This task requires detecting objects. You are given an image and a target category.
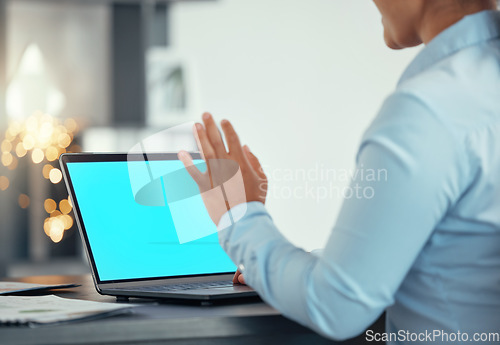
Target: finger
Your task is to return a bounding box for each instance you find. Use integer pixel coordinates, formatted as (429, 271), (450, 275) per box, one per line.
(232, 270), (241, 284)
(178, 150), (204, 182)
(220, 119), (249, 167)
(243, 145), (266, 179)
(193, 123), (216, 161)
(202, 113), (227, 157)
(238, 273), (246, 285)
(232, 270), (246, 285)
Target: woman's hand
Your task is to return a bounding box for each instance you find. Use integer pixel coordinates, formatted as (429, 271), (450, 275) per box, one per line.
(232, 270), (246, 285)
(178, 112), (267, 226)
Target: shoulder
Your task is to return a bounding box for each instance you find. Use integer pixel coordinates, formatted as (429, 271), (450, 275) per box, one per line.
(396, 43), (500, 131)
(362, 91), (451, 149)
(357, 91), (472, 205)
(359, 90), (468, 180)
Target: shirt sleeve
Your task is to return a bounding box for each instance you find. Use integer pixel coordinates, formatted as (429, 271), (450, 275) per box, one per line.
(217, 92), (469, 340)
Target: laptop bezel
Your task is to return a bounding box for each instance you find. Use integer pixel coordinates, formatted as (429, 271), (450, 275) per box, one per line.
(60, 152), (235, 286)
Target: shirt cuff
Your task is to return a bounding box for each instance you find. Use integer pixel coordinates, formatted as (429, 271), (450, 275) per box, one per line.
(216, 201), (266, 231)
(216, 201), (272, 252)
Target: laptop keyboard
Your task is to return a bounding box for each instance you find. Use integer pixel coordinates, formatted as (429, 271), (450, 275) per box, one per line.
(110, 280), (234, 293)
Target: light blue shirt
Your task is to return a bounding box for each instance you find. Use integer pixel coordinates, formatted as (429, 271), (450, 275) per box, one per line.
(217, 10), (500, 344)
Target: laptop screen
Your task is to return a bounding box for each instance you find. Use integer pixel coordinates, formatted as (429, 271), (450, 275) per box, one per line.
(66, 159), (236, 282)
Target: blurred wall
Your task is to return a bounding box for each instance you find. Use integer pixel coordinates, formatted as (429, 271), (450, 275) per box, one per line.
(170, 0), (420, 250)
(6, 0), (110, 125)
(2, 1), (111, 269)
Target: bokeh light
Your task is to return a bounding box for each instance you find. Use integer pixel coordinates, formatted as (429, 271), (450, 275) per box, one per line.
(43, 218), (52, 236)
(57, 133), (71, 148)
(61, 214), (73, 230)
(1, 140), (12, 153)
(15, 142), (27, 157)
(49, 218), (64, 243)
(22, 134), (35, 150)
(2, 152), (13, 167)
(49, 168), (62, 184)
(0, 176), (9, 191)
(45, 146), (59, 161)
(18, 194), (30, 209)
(2, 113), (80, 243)
(59, 199), (72, 215)
(50, 210), (62, 218)
(44, 198), (57, 213)
(42, 164), (53, 179)
(31, 148), (44, 164)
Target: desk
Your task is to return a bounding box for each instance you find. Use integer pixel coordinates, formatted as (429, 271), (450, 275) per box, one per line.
(0, 275), (385, 345)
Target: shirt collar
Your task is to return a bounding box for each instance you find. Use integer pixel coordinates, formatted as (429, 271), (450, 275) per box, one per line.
(398, 10), (500, 85)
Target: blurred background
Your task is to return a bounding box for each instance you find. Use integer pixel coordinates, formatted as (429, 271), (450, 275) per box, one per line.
(0, 0), (418, 278)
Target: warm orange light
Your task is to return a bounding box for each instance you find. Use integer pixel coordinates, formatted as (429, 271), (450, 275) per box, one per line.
(1, 140), (12, 153)
(49, 218), (64, 243)
(61, 214), (73, 230)
(22, 134), (35, 150)
(0, 176), (9, 191)
(43, 218), (52, 236)
(49, 168), (62, 184)
(44, 198), (57, 213)
(45, 146), (59, 161)
(2, 114), (80, 243)
(25, 116), (38, 133)
(31, 148), (44, 164)
(39, 122), (54, 142)
(57, 133), (71, 148)
(58, 147), (66, 156)
(50, 210), (62, 218)
(1, 152), (13, 167)
(15, 142), (27, 157)
(18, 194), (30, 209)
(59, 199), (72, 215)
(42, 164), (53, 179)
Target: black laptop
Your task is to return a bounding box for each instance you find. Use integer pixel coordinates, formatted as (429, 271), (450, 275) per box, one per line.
(60, 152), (256, 301)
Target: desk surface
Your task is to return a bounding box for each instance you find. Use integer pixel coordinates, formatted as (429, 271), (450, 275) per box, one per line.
(0, 275), (383, 345)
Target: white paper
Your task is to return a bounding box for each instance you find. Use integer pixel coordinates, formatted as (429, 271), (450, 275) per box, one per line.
(0, 282), (76, 295)
(0, 295), (134, 324)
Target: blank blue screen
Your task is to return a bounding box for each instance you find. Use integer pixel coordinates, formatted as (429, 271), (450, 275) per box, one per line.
(66, 160), (236, 281)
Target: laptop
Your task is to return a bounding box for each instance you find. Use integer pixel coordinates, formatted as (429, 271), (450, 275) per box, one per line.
(60, 152), (256, 301)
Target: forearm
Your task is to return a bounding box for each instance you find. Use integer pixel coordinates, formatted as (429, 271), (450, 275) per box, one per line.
(218, 202), (382, 340)
(219, 202), (314, 315)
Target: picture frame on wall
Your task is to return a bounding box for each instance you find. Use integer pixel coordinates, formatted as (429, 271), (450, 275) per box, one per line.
(146, 48), (199, 127)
